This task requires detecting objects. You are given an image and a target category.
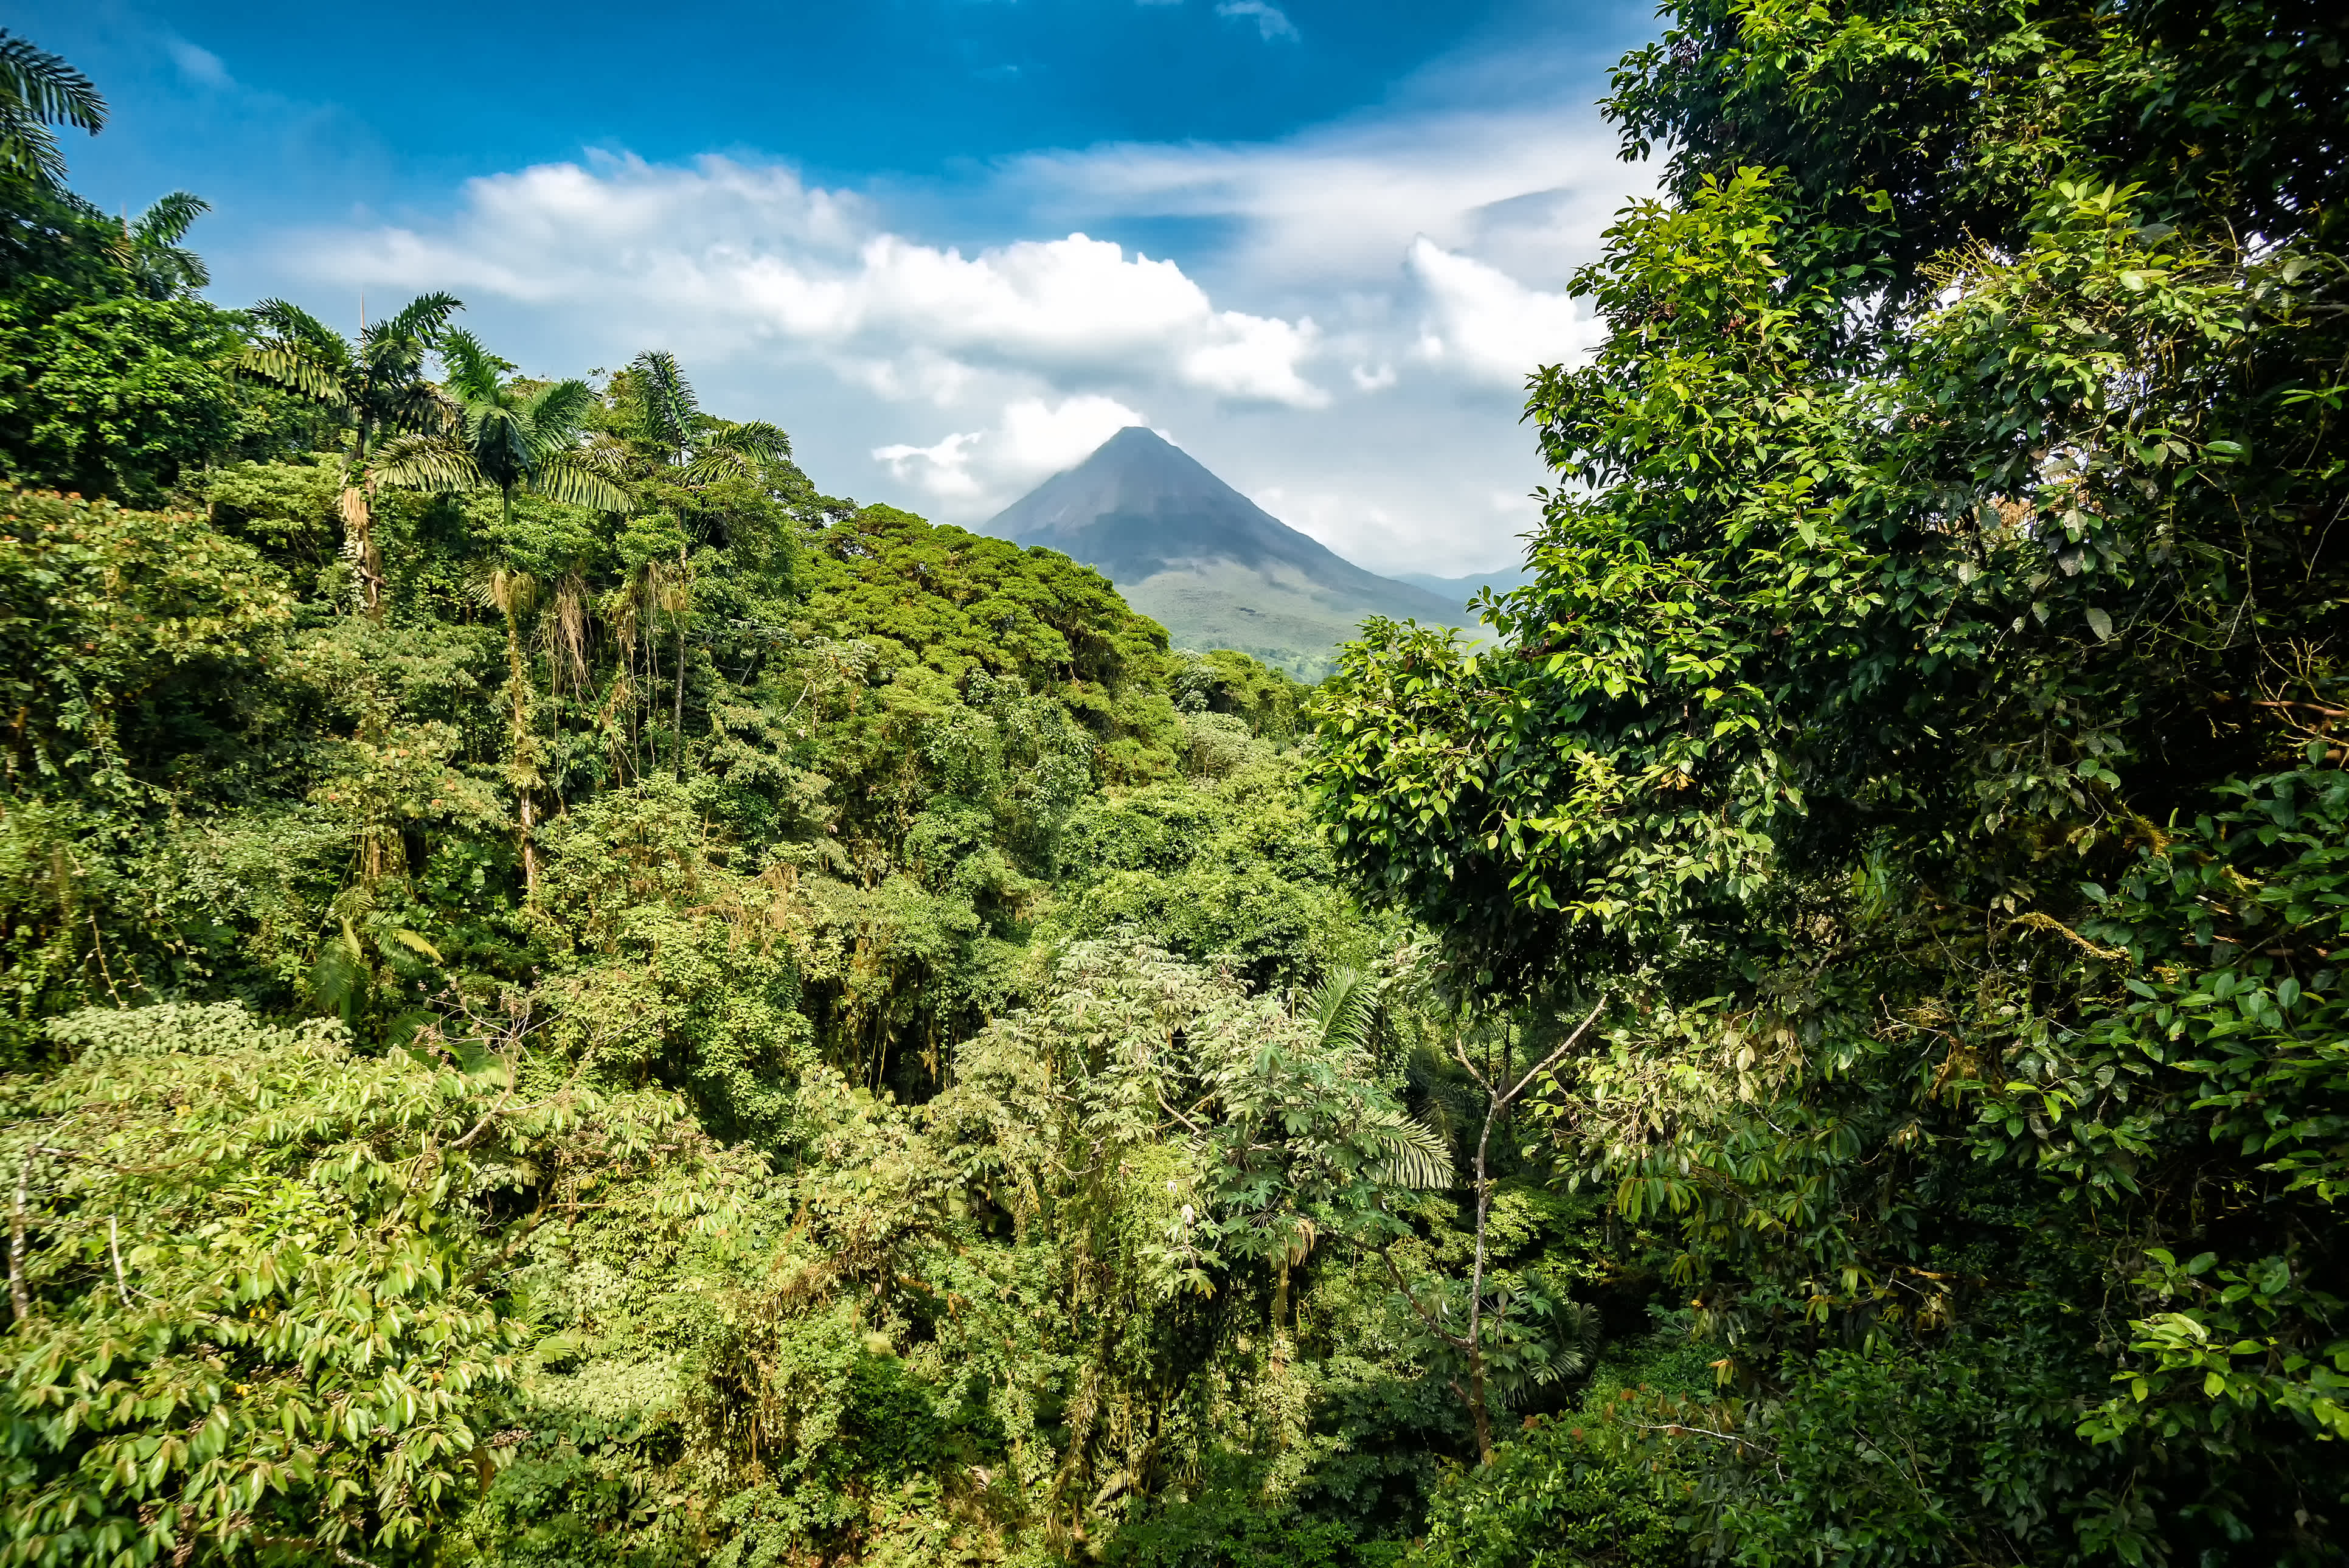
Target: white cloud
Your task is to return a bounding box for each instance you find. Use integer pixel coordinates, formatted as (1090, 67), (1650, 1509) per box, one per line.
(302, 154), (1325, 412)
(1004, 103), (1640, 291)
(164, 36), (231, 88)
(876, 394), (1148, 512)
(1216, 2), (1300, 43)
(277, 41), (1649, 579)
(1405, 236), (1601, 387)
(872, 430), (987, 502)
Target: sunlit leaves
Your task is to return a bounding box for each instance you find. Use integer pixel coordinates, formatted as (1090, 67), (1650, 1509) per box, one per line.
(0, 1002), (753, 1567)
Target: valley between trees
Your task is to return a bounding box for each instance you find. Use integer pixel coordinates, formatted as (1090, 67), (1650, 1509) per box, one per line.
(3, 4), (2346, 1566)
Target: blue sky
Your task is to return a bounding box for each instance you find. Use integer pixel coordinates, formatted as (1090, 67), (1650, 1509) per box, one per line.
(23, 0), (1657, 575)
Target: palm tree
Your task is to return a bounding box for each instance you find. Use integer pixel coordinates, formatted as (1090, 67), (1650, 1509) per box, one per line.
(617, 350), (789, 771)
(624, 349), (790, 480)
(0, 30), (104, 189)
(368, 330), (630, 897)
(370, 330), (630, 529)
(241, 292), (462, 463)
(116, 191), (210, 297)
(474, 567), (546, 902)
(240, 292), (464, 613)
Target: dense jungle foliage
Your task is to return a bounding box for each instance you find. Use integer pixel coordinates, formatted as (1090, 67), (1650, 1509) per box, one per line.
(2, 2), (2344, 1566)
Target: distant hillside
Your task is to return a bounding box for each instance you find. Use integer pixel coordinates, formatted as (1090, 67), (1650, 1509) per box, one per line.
(983, 427), (1463, 680)
(1397, 564), (1534, 606)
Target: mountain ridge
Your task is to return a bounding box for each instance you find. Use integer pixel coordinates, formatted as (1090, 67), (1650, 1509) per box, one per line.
(1398, 565), (1533, 603)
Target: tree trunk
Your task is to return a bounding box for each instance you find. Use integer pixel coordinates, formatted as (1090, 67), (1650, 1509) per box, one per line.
(506, 612), (538, 904)
(1467, 1101), (1497, 1466)
(1272, 1254), (1291, 1368)
(672, 628), (687, 775)
(338, 487), (384, 617)
(518, 788), (538, 902)
(671, 545), (689, 777)
(643, 567), (660, 781)
(342, 417), (385, 617)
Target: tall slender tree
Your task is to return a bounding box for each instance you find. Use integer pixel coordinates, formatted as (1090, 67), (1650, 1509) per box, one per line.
(623, 349), (790, 480)
(370, 328), (630, 526)
(238, 292), (464, 612)
(615, 350), (791, 771)
(476, 566), (546, 903)
(361, 333), (629, 900)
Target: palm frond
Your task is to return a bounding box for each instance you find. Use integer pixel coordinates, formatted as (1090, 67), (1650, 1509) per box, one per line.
(531, 453), (634, 513)
(570, 439), (631, 481)
(146, 246), (208, 293)
(678, 420), (793, 485)
(630, 349), (698, 459)
(718, 419), (791, 459)
(0, 32), (103, 187)
(130, 190), (208, 247)
(678, 449), (757, 486)
(246, 298), (349, 361)
(387, 929), (443, 963)
(376, 381), (459, 436)
(369, 434), (481, 495)
(0, 114), (63, 187)
(1358, 1106), (1454, 1190)
(522, 377), (602, 445)
(237, 342), (351, 405)
(1308, 966), (1382, 1057)
(309, 923), (367, 1022)
(463, 403), (536, 493)
(0, 33), (105, 131)
(373, 291), (463, 347)
(435, 328), (508, 403)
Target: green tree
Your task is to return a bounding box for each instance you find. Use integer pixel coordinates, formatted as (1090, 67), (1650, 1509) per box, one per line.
(0, 1002), (753, 1568)
(0, 57), (1664, 1564)
(615, 348), (790, 482)
(116, 191), (210, 298)
(0, 178), (248, 501)
(237, 293), (464, 612)
(1383, 997), (1604, 1466)
(606, 350), (794, 771)
(372, 329), (630, 528)
(1310, 0), (2349, 1559)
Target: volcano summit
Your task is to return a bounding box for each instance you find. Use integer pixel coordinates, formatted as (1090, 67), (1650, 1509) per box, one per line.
(983, 427), (1468, 678)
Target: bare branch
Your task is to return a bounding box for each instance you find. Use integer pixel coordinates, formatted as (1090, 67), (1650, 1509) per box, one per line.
(445, 1048), (524, 1151)
(1499, 995), (1610, 1108)
(1619, 1418), (1771, 1452)
(1448, 1036), (1493, 1092)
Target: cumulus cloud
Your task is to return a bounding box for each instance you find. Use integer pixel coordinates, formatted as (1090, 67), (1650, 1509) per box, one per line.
(1404, 237), (1601, 386)
(279, 55), (1647, 575)
(875, 394), (1149, 511)
(300, 153), (1324, 410)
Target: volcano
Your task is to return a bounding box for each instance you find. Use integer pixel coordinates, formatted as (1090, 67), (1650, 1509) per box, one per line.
(983, 427), (1463, 678)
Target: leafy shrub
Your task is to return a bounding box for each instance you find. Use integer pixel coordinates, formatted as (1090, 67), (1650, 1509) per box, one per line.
(1417, 1420), (1684, 1568)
